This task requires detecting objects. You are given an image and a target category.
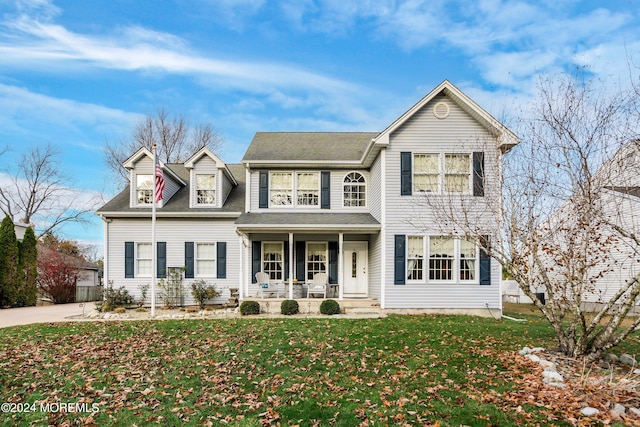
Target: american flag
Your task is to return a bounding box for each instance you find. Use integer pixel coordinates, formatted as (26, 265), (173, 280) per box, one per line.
(155, 156), (165, 203)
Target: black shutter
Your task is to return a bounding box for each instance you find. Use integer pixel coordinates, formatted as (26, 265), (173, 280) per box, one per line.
(284, 241), (289, 281)
(217, 242), (227, 279)
(252, 241), (261, 283)
(259, 171), (269, 208)
(157, 242), (166, 279)
(479, 235), (491, 285)
(328, 242), (338, 284)
(473, 152), (485, 197)
(394, 235), (406, 285)
(295, 241), (305, 281)
(185, 242), (194, 279)
(400, 152), (412, 195)
(321, 171), (331, 209)
(125, 242), (134, 278)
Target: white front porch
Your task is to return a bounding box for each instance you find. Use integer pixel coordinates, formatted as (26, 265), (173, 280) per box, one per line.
(236, 230), (376, 301)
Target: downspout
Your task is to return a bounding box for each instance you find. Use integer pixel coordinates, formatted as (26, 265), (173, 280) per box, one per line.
(380, 147), (387, 309)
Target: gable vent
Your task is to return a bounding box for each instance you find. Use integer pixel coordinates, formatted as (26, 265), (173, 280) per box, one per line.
(433, 101), (450, 119)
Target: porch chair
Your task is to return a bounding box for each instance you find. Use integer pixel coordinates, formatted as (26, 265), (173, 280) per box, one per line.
(256, 272), (284, 298)
(307, 272), (328, 298)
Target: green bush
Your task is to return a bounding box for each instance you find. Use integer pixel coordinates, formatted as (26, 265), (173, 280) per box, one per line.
(240, 300), (260, 315)
(280, 299), (299, 315)
(102, 285), (134, 312)
(191, 280), (221, 309)
(320, 299), (340, 315)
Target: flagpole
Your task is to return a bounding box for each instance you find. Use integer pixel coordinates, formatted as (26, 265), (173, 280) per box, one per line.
(151, 144), (157, 317)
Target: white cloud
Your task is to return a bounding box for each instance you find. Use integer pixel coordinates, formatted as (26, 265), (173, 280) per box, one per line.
(0, 10), (359, 98)
(0, 83), (140, 136)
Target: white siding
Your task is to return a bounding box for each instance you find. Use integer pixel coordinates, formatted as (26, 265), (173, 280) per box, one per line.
(383, 94), (503, 309)
(106, 218), (239, 306)
(367, 232), (382, 300)
(369, 155), (382, 221)
(221, 172), (234, 205)
(163, 173), (181, 203)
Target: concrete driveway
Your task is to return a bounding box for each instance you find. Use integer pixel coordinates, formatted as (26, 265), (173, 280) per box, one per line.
(0, 302), (97, 329)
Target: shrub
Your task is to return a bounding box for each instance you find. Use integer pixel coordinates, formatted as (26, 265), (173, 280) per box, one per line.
(240, 300), (260, 315)
(102, 285), (134, 311)
(137, 283), (149, 307)
(158, 267), (185, 309)
(190, 280), (221, 309)
(320, 299), (340, 315)
(281, 299), (299, 315)
(114, 307), (126, 314)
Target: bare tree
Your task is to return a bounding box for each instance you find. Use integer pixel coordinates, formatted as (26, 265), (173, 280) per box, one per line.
(417, 73), (640, 359)
(105, 108), (224, 185)
(0, 144), (99, 237)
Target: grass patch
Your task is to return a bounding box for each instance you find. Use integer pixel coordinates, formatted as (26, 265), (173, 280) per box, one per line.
(0, 314), (637, 426)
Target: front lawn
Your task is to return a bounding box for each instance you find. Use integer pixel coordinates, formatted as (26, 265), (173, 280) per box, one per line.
(0, 314), (638, 426)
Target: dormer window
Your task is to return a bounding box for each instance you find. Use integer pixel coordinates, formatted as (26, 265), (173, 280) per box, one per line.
(136, 174), (153, 205)
(196, 174), (216, 205)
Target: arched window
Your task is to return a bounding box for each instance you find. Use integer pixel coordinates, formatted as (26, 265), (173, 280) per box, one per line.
(343, 172), (366, 207)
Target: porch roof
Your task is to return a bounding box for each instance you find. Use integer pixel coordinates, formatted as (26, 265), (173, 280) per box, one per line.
(235, 212), (380, 231)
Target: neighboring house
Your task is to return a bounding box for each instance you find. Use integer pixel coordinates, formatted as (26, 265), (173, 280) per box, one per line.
(97, 80), (520, 314)
(509, 141), (640, 309)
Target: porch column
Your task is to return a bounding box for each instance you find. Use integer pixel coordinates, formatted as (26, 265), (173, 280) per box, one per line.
(338, 232), (344, 300)
(288, 232), (294, 299)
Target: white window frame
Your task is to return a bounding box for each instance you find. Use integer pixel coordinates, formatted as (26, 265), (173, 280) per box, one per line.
(136, 174), (153, 205)
(195, 174), (216, 206)
(269, 172), (293, 206)
(413, 154), (440, 193)
(444, 153), (472, 195)
(413, 153), (472, 195)
(342, 171), (367, 207)
(427, 236), (479, 284)
(195, 242), (216, 277)
(269, 171), (321, 208)
(136, 242), (152, 277)
(406, 236), (425, 282)
(262, 241), (284, 281)
(306, 242), (328, 281)
(296, 172), (320, 207)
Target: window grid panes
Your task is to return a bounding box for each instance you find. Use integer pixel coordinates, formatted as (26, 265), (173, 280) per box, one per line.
(307, 243), (327, 281)
(136, 174), (153, 204)
(196, 174), (216, 205)
(296, 173), (319, 206)
(263, 242), (283, 281)
(459, 239), (477, 281)
(270, 173), (293, 206)
(444, 154), (471, 193)
(343, 172), (366, 206)
(196, 243), (215, 276)
(429, 236), (454, 281)
(136, 243), (152, 276)
(407, 236), (424, 281)
(414, 154), (439, 193)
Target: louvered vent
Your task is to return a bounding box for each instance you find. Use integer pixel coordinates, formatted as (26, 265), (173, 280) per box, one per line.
(433, 101), (450, 119)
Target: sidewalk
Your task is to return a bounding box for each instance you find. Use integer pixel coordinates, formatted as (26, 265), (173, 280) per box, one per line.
(0, 302), (96, 329)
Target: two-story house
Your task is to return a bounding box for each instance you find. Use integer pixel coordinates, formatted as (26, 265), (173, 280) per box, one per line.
(97, 80), (519, 315)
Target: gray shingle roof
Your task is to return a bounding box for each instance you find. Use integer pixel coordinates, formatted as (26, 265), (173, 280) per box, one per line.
(96, 164), (245, 216)
(235, 213), (380, 228)
(242, 132), (379, 162)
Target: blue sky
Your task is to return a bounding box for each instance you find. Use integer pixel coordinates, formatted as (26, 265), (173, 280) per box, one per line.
(0, 0), (638, 253)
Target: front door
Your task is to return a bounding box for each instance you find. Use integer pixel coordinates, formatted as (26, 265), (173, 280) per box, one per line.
(343, 242), (368, 296)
